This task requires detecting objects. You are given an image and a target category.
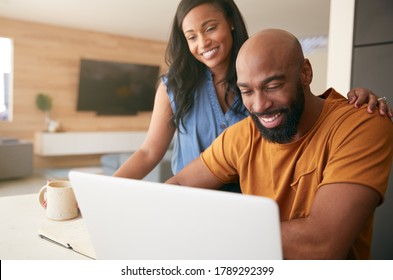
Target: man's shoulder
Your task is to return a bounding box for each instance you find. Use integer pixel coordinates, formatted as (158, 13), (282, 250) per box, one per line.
(323, 88), (348, 105)
(325, 89), (384, 121)
(323, 89), (392, 139)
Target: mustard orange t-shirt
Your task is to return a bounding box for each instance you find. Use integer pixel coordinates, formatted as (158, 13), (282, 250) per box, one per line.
(201, 88), (393, 259)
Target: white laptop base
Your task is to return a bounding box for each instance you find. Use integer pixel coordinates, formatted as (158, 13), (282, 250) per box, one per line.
(69, 171), (282, 260)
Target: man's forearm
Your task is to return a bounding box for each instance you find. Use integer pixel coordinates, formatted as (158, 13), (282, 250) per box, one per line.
(281, 217), (349, 260)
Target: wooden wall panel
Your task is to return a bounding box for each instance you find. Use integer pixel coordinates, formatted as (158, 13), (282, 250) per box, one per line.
(0, 17), (168, 168)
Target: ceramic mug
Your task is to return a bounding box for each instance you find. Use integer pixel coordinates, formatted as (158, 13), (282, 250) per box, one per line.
(38, 181), (79, 221)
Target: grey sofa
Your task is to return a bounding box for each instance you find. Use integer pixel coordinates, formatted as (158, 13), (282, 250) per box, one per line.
(0, 138), (33, 180)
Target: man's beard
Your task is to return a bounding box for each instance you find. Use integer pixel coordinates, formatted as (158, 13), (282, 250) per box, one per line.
(250, 84), (305, 144)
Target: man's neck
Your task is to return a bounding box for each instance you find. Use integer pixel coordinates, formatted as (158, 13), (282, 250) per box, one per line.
(292, 92), (325, 141)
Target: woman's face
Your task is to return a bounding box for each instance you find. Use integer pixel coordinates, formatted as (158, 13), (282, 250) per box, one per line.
(182, 3), (233, 74)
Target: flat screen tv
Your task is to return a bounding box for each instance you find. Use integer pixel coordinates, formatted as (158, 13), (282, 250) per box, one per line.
(77, 59), (160, 115)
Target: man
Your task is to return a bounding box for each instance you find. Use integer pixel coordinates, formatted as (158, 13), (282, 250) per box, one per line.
(166, 29), (393, 259)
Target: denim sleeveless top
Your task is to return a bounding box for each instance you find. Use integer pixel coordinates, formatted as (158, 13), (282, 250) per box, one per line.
(163, 70), (248, 174)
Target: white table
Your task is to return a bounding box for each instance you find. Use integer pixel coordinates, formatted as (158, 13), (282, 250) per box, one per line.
(0, 193), (90, 259)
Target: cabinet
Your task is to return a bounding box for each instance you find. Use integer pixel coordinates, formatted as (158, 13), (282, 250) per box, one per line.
(351, 0), (393, 260)
(34, 131), (147, 156)
(352, 0), (393, 99)
(0, 140), (33, 179)
(352, 43), (393, 98)
(354, 0), (393, 45)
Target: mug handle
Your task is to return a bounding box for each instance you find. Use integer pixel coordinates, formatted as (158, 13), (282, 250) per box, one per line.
(38, 185), (47, 209)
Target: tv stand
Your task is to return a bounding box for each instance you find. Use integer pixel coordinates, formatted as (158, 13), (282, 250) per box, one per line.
(34, 131), (147, 156)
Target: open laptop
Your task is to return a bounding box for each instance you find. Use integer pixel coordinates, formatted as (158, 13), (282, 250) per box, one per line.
(68, 170), (283, 260)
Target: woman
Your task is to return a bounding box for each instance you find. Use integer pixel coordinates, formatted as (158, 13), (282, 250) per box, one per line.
(114, 0), (391, 192)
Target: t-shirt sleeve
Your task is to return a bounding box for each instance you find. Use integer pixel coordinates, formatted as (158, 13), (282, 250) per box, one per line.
(321, 112), (393, 202)
(200, 124), (244, 184)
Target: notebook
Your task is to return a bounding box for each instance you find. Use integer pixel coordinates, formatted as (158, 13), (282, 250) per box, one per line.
(68, 170), (283, 260)
(38, 216), (96, 259)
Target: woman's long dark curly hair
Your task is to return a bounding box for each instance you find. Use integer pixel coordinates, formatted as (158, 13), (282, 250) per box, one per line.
(165, 0), (249, 130)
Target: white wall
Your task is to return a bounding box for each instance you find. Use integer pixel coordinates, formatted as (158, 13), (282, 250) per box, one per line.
(307, 48), (328, 96)
(326, 0), (356, 95)
(307, 0), (356, 98)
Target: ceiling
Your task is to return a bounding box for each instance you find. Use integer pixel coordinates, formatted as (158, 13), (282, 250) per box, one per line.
(0, 0), (330, 42)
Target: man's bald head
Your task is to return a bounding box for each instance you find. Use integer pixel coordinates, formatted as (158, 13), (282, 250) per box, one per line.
(236, 29), (305, 75)
(235, 29), (316, 144)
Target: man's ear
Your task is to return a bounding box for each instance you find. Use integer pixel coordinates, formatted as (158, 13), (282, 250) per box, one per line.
(301, 59), (313, 85)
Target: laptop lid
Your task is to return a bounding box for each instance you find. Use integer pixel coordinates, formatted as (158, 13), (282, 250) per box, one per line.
(68, 171), (283, 260)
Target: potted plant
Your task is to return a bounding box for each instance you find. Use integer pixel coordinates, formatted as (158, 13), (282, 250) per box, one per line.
(36, 93), (60, 132)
